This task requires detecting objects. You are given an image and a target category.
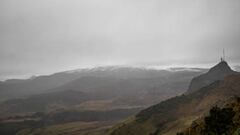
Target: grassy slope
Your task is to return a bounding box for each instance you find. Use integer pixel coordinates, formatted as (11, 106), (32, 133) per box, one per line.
(179, 97), (240, 135)
(109, 75), (240, 135)
(17, 121), (116, 135)
(106, 117), (156, 135)
(0, 107), (142, 135)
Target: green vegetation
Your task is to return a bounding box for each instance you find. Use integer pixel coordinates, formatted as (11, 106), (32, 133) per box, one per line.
(204, 106), (235, 135)
(176, 97), (240, 135)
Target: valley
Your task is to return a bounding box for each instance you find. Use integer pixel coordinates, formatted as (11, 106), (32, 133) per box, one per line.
(0, 67), (204, 135)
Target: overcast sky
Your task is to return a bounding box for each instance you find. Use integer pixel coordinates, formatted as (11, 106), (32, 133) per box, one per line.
(1, 0), (240, 80)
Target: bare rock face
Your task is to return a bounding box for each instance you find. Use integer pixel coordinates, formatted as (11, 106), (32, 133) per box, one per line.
(186, 61), (238, 94)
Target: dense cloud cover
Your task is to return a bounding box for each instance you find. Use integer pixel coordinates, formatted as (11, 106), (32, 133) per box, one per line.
(1, 0), (240, 80)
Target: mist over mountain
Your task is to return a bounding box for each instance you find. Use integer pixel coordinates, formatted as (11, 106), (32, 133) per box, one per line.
(1, 0), (240, 135)
(0, 66), (206, 115)
(0, 66), (205, 101)
(0, 65), (204, 135)
(234, 65), (240, 72)
(1, 61), (240, 135)
(109, 61), (240, 135)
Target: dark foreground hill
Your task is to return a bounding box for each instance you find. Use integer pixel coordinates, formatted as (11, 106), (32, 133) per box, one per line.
(109, 63), (240, 135)
(178, 96), (240, 135)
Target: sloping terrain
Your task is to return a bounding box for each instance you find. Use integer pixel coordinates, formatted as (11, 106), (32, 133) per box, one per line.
(0, 68), (203, 116)
(0, 67), (205, 135)
(0, 67), (205, 101)
(178, 96), (240, 135)
(187, 61), (237, 94)
(109, 62), (240, 135)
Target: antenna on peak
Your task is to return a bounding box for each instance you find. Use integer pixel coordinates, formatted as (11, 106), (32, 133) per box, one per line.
(220, 48), (226, 62)
(222, 48), (226, 62)
(224, 48), (226, 61)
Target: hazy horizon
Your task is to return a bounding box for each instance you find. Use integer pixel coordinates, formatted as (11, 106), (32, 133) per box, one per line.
(1, 0), (240, 80)
(1, 61), (240, 81)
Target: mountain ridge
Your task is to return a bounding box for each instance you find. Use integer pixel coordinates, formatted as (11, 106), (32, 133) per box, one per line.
(0, 66), (205, 101)
(186, 61), (238, 94)
(109, 62), (240, 135)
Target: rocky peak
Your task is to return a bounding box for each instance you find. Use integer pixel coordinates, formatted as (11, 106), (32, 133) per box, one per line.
(186, 61), (238, 94)
(208, 61), (233, 74)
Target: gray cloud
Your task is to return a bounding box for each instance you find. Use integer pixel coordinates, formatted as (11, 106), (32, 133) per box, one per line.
(1, 0), (240, 79)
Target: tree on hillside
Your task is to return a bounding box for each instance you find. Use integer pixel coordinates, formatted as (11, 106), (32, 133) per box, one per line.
(204, 106), (235, 135)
